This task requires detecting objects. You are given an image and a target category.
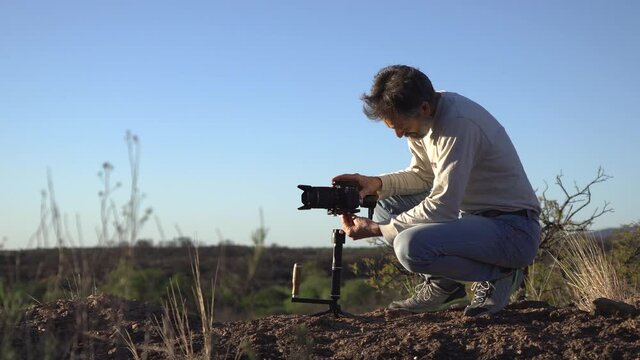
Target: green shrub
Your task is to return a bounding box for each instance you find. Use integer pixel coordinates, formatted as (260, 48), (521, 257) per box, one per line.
(611, 223), (640, 290)
(0, 280), (28, 360)
(340, 278), (384, 312)
(246, 285), (290, 317)
(525, 257), (572, 305)
(350, 251), (420, 298)
(100, 260), (171, 303)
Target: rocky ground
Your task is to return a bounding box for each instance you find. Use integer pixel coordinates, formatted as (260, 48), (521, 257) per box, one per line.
(9, 294), (640, 359)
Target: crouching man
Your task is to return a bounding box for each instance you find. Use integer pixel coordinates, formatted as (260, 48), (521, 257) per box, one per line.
(335, 65), (540, 317)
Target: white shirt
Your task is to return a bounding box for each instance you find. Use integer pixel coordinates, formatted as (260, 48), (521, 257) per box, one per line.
(378, 92), (540, 243)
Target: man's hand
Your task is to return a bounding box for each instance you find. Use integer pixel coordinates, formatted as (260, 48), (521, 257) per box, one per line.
(332, 173), (382, 199)
(341, 214), (382, 240)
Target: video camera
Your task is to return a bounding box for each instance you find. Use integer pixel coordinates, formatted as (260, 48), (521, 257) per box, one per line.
(297, 180), (378, 218)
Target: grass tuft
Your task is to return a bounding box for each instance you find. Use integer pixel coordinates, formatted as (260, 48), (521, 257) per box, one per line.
(553, 232), (630, 311)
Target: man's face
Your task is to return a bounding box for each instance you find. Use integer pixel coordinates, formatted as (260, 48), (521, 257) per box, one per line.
(383, 102), (432, 139)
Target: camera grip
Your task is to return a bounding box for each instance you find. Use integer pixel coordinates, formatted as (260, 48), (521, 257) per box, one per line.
(291, 263), (301, 297)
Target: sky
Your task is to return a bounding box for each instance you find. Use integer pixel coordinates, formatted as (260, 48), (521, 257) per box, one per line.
(1, 0), (639, 249)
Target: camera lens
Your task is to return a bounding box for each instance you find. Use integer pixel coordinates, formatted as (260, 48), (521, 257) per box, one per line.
(299, 186), (338, 209)
(297, 182), (361, 215)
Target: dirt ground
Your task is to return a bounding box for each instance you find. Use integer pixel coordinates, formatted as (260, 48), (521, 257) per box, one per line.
(11, 294), (640, 359)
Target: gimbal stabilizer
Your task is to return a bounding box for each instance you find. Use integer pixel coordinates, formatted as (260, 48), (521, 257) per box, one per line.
(292, 182), (377, 318)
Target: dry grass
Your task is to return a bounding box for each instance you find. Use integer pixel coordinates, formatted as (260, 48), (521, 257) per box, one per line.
(553, 232), (630, 311)
(157, 279), (196, 359)
(190, 245), (217, 359)
(122, 245), (218, 359)
(525, 258), (559, 301)
(120, 328), (142, 360)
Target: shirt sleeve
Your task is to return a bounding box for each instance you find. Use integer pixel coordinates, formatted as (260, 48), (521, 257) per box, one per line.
(377, 139), (434, 199)
(379, 119), (485, 243)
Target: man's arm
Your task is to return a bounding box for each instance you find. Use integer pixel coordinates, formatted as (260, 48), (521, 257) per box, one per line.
(377, 139), (435, 199)
(379, 119), (486, 243)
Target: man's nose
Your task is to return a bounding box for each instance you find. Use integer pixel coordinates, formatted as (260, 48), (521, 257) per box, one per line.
(394, 129), (404, 138)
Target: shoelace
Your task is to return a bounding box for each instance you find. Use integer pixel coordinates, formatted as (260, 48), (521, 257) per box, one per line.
(470, 281), (494, 305)
(413, 281), (434, 302)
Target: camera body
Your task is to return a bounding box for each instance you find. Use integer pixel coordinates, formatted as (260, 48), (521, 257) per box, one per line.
(298, 181), (377, 217)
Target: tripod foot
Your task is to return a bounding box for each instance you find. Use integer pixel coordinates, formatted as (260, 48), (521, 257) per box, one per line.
(308, 303), (369, 321)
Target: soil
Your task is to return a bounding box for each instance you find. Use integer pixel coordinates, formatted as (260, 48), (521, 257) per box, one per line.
(12, 294), (640, 359)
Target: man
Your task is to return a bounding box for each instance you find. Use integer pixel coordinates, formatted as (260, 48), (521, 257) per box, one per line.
(334, 65), (541, 317)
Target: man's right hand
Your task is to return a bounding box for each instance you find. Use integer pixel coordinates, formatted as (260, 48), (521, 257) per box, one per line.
(332, 173), (382, 200)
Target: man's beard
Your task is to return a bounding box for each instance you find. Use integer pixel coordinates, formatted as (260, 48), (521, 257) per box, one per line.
(406, 122), (430, 139)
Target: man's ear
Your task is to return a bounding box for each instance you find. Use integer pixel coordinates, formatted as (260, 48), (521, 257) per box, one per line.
(421, 101), (431, 116)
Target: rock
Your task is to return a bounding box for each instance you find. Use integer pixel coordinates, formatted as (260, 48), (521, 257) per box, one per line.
(592, 298), (639, 318)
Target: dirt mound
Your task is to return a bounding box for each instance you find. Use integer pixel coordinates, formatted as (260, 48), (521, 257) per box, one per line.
(15, 294), (163, 358)
(12, 294), (640, 359)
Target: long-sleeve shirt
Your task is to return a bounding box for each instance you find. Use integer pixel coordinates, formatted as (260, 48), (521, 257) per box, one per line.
(377, 92), (540, 243)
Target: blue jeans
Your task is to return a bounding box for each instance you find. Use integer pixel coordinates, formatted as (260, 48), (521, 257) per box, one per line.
(373, 192), (541, 283)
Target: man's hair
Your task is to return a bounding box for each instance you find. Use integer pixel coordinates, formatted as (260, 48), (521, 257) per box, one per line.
(361, 65), (436, 120)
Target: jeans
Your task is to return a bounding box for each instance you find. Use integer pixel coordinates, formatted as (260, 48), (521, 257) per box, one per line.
(373, 192), (541, 283)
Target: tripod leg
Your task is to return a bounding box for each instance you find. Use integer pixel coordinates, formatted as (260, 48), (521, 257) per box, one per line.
(310, 308), (335, 317)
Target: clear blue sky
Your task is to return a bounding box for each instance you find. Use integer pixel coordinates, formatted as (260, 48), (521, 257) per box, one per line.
(1, 1), (639, 249)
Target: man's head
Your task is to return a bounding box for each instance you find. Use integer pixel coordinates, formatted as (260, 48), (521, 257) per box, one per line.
(361, 65), (438, 139)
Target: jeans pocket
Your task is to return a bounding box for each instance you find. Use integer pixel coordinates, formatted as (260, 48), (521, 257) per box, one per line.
(498, 215), (541, 266)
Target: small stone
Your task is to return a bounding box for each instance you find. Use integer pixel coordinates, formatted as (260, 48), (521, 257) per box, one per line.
(592, 298), (638, 318)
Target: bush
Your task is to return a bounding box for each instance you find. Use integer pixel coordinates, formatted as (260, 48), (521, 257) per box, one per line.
(100, 260), (171, 303)
(0, 280), (28, 360)
(525, 258), (572, 306)
(247, 285), (290, 317)
(350, 251), (420, 299)
(611, 223), (640, 290)
(340, 278), (385, 313)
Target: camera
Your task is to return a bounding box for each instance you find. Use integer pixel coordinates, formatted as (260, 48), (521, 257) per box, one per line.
(293, 180), (379, 318)
(297, 181), (378, 216)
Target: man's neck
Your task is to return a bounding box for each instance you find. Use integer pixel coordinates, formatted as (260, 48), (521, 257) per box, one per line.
(430, 93), (442, 117)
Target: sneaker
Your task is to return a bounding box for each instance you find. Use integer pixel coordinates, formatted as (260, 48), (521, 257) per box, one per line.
(389, 281), (469, 313)
(463, 268), (524, 317)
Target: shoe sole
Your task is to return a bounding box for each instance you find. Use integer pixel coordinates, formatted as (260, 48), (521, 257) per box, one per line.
(389, 297), (470, 313)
